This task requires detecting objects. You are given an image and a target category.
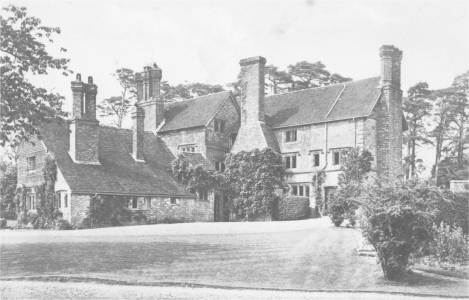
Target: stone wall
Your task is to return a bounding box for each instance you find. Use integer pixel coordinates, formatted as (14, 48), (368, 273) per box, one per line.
(160, 128), (207, 158)
(134, 194), (214, 223)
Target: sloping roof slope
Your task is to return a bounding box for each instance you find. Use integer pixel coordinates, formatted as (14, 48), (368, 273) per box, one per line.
(40, 119), (192, 197)
(264, 77), (381, 128)
(159, 91), (232, 132)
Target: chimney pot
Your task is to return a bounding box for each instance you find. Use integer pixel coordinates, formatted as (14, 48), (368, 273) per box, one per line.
(88, 76), (93, 84)
(76, 73), (82, 81)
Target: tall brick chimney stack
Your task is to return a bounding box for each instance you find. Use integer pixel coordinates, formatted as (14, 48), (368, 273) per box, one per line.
(131, 104), (145, 162)
(231, 56), (275, 153)
(69, 74), (100, 165)
(376, 45), (403, 179)
(136, 64), (163, 132)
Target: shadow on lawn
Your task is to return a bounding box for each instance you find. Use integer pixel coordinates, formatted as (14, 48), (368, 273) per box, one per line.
(377, 270), (462, 287)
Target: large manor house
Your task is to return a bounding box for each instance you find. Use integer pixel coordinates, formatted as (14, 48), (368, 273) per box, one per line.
(17, 45), (405, 225)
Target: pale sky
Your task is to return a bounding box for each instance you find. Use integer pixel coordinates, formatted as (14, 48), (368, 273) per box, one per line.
(3, 0), (469, 172)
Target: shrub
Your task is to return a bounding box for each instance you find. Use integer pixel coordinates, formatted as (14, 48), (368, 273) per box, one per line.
(0, 218), (7, 229)
(429, 223), (468, 265)
(278, 196), (309, 220)
(81, 195), (131, 228)
(54, 219), (72, 230)
(329, 201), (345, 226)
(359, 180), (433, 281)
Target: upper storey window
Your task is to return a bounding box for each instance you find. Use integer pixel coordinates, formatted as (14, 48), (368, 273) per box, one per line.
(214, 119), (225, 133)
(285, 130), (297, 142)
(285, 154), (297, 169)
(27, 156), (36, 171)
(179, 144), (197, 153)
(332, 151), (341, 166)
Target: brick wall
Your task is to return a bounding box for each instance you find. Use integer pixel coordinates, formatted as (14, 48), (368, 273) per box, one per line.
(69, 119), (100, 164)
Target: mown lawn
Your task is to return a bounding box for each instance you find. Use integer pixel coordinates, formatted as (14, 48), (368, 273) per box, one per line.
(0, 218), (467, 297)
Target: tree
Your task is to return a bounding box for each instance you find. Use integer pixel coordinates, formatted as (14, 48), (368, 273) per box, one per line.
(328, 148), (373, 226)
(0, 160), (17, 219)
(162, 82), (225, 104)
(1, 5), (71, 147)
(429, 89), (453, 185)
(447, 71), (469, 165)
(97, 68), (136, 127)
(403, 82), (433, 178)
(287, 61), (351, 91)
(265, 64), (291, 95)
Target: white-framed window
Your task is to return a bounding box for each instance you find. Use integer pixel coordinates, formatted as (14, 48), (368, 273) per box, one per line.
(179, 144), (197, 153)
(144, 197), (151, 209)
(215, 161), (225, 172)
(27, 156), (36, 171)
(332, 151), (341, 166)
(284, 154), (297, 169)
(290, 184), (310, 197)
(214, 119), (225, 133)
(313, 153), (320, 167)
(129, 197), (138, 209)
(199, 191), (208, 201)
(170, 197), (178, 205)
(285, 130), (297, 142)
(27, 193), (36, 210)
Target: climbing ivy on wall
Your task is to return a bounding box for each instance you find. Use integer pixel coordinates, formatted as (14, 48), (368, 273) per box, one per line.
(312, 170), (326, 214)
(14, 154), (66, 229)
(224, 148), (284, 220)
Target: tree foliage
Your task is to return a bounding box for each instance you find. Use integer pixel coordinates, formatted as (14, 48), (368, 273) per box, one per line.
(288, 61), (351, 91)
(328, 148), (373, 227)
(403, 82), (433, 179)
(0, 160), (17, 218)
(224, 148), (284, 220)
(1, 5), (71, 147)
(162, 82), (225, 104)
(359, 180), (435, 280)
(97, 68), (136, 127)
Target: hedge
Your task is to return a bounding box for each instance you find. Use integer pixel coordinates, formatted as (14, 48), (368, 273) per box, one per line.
(278, 196), (310, 220)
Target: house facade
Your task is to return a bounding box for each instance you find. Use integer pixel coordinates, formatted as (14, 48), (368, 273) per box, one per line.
(17, 45), (404, 226)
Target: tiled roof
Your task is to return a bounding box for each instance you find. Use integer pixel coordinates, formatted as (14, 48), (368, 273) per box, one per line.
(159, 91), (232, 132)
(39, 119), (192, 197)
(264, 77), (381, 128)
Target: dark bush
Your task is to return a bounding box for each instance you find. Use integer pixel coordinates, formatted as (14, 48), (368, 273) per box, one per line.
(360, 181), (433, 281)
(81, 195), (131, 228)
(0, 218), (7, 229)
(278, 196), (310, 221)
(54, 219), (72, 230)
(329, 201), (345, 226)
(159, 216), (186, 224)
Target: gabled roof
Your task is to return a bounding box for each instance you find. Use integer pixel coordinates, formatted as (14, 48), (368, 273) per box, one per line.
(39, 119), (192, 197)
(264, 77), (381, 128)
(159, 91), (233, 132)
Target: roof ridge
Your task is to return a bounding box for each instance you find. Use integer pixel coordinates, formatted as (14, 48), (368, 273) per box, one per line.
(265, 76), (380, 98)
(169, 90), (231, 105)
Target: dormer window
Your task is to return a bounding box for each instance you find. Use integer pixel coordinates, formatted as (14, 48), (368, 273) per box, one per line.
(214, 119), (225, 133)
(285, 130), (297, 142)
(215, 161), (225, 172)
(179, 144), (197, 153)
